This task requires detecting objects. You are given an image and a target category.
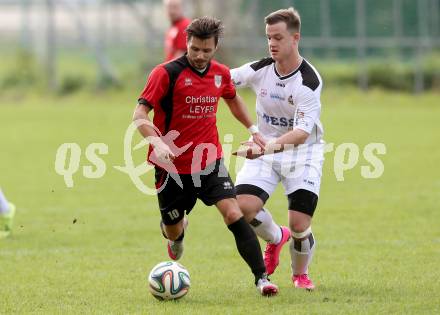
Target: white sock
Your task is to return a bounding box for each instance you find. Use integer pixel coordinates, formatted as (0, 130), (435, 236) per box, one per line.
(290, 231), (315, 275)
(249, 208), (282, 244)
(0, 189), (10, 214)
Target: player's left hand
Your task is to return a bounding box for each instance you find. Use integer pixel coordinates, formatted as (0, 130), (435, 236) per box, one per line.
(233, 141), (264, 159)
(251, 132), (266, 149)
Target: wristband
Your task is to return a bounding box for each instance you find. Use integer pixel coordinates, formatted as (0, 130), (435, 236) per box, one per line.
(248, 125), (259, 134)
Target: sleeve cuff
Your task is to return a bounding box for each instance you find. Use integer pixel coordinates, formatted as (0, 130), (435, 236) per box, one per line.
(222, 91), (237, 100)
(294, 124), (312, 135)
(138, 98), (153, 109)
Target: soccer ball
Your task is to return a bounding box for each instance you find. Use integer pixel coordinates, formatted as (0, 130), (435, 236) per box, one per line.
(148, 261), (191, 300)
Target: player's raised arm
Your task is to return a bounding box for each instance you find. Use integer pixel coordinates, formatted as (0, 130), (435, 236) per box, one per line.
(134, 63), (176, 163)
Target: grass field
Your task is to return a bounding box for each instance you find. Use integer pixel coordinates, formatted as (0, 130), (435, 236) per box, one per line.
(1, 88), (439, 314)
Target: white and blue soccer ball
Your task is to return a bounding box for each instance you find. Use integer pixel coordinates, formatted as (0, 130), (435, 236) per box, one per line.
(148, 261), (191, 300)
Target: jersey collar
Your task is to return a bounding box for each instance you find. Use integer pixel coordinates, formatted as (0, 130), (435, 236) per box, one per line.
(274, 58), (305, 80)
(183, 54), (211, 77)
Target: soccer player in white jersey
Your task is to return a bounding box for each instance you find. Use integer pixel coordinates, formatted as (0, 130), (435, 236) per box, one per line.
(231, 7), (324, 290)
(0, 188), (16, 239)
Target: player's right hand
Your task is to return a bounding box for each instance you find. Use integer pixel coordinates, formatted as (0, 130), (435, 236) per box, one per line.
(148, 136), (175, 163)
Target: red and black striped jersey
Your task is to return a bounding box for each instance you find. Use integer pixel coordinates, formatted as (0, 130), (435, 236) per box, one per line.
(138, 55), (236, 174)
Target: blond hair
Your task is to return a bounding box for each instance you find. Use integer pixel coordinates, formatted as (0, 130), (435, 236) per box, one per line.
(265, 7), (301, 33)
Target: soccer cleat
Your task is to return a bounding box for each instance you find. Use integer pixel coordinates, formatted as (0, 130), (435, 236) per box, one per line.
(292, 274), (315, 291)
(167, 240), (184, 260)
(0, 202), (16, 239)
(256, 275), (278, 296)
(264, 226), (291, 275)
(164, 217), (188, 260)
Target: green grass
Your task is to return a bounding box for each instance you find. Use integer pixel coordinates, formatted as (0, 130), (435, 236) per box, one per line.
(1, 88), (439, 314)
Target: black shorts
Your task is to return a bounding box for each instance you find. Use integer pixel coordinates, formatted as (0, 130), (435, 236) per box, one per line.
(155, 159), (236, 225)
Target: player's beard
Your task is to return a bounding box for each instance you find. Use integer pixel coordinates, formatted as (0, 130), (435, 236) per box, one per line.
(193, 59), (209, 70)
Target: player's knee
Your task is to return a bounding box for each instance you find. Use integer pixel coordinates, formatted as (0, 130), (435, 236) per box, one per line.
(236, 195), (260, 222)
(223, 207), (243, 225)
(290, 224), (312, 240)
(289, 221), (311, 236)
(289, 211), (312, 235)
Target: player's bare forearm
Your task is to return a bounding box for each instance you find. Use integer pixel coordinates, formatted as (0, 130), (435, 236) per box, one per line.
(132, 104), (159, 139)
(233, 128), (309, 159)
(132, 104), (175, 161)
(223, 94), (253, 129)
(265, 128), (309, 152)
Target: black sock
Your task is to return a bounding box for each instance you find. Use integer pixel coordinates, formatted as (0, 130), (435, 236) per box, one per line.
(175, 230), (184, 242)
(160, 220), (184, 241)
(227, 217), (266, 284)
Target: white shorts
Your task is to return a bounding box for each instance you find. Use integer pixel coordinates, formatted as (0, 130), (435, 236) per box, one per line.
(235, 143), (324, 197)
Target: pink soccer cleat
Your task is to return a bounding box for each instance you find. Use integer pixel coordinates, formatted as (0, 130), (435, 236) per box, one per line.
(264, 226), (291, 275)
(292, 274), (315, 291)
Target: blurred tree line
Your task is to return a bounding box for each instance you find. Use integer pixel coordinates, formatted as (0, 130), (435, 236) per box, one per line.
(0, 0), (438, 94)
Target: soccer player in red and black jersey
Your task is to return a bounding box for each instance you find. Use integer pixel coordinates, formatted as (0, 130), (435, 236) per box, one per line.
(133, 17), (278, 296)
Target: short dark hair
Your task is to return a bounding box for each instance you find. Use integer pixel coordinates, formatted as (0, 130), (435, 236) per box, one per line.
(186, 17), (224, 46)
(265, 7), (301, 33)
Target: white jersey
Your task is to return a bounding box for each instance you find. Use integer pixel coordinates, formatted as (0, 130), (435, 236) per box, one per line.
(231, 58), (324, 146)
